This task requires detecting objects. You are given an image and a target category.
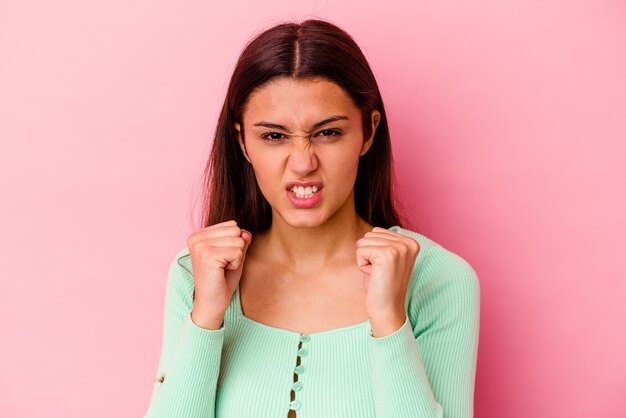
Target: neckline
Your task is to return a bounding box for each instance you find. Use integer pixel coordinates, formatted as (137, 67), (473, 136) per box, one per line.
(231, 225), (403, 337)
(234, 285), (370, 337)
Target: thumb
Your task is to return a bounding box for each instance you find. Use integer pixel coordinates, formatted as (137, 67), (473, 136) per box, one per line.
(241, 229), (252, 252)
(225, 230), (252, 273)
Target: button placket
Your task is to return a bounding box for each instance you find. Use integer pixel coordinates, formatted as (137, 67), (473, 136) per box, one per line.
(288, 333), (310, 415)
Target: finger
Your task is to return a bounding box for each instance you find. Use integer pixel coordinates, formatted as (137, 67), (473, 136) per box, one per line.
(206, 223), (242, 235)
(240, 229), (252, 245)
(371, 227), (399, 234)
(209, 237), (248, 248)
(205, 220), (238, 231)
(362, 230), (403, 241)
(355, 245), (385, 268)
(215, 246), (245, 270)
(356, 237), (403, 247)
(190, 225), (243, 245)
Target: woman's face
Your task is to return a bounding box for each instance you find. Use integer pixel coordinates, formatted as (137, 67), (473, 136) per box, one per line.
(234, 76), (380, 228)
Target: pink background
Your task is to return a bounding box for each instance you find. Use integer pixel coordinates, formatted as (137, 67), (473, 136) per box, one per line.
(1, 1), (625, 417)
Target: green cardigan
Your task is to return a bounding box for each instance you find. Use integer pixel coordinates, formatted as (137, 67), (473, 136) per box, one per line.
(145, 225), (480, 417)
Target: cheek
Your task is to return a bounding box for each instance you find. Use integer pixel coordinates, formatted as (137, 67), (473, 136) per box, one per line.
(246, 144), (277, 172)
(250, 162), (277, 189)
(318, 147), (361, 199)
(245, 153), (273, 186)
(322, 142), (361, 173)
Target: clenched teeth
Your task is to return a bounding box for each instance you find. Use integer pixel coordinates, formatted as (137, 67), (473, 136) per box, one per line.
(290, 185), (319, 198)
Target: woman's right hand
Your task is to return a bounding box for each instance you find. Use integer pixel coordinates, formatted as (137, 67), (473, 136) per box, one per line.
(187, 220), (252, 329)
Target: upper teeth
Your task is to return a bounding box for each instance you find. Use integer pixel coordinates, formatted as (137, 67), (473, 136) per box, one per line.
(291, 185), (318, 197)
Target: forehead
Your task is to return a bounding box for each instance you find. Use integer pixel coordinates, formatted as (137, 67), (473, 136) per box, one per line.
(243, 77), (358, 125)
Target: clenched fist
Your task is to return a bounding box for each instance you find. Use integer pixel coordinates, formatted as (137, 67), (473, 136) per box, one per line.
(356, 227), (420, 337)
(187, 220), (252, 330)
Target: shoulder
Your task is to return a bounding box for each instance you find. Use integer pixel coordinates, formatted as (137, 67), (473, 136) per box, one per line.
(162, 246), (195, 308)
(172, 246), (192, 274)
(388, 226), (480, 327)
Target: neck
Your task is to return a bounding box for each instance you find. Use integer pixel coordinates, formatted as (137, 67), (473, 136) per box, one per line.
(249, 196), (374, 275)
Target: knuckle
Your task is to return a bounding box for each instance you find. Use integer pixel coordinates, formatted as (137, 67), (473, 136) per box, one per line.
(187, 236), (198, 249)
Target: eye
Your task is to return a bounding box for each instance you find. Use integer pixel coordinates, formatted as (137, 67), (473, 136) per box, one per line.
(260, 132), (285, 142)
(316, 129), (341, 137)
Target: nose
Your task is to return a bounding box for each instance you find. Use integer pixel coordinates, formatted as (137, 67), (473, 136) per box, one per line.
(287, 136), (318, 176)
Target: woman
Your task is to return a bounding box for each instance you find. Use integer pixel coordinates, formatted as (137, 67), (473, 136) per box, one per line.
(145, 19), (480, 418)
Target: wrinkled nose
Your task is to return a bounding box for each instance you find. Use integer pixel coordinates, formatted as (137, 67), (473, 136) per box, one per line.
(287, 140), (318, 176)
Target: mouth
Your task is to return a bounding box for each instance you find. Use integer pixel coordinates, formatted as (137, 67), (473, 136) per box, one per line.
(288, 184), (321, 198)
(286, 184), (323, 208)
(285, 181), (323, 196)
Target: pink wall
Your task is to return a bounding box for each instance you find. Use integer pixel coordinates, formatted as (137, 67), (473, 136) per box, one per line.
(1, 1), (624, 417)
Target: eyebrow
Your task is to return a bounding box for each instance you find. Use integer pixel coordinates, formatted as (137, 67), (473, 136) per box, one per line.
(252, 115), (349, 133)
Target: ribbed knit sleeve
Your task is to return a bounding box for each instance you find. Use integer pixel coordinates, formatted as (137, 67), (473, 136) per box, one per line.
(367, 244), (480, 418)
(144, 249), (225, 418)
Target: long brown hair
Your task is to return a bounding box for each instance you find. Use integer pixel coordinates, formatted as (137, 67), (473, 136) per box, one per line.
(195, 18), (409, 234)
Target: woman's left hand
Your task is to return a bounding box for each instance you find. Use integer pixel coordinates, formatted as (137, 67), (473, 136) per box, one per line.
(356, 227), (421, 337)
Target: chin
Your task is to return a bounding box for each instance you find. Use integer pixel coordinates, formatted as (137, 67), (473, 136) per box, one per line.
(277, 208), (329, 229)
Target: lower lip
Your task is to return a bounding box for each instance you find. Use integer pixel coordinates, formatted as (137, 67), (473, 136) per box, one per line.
(286, 188), (322, 208)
